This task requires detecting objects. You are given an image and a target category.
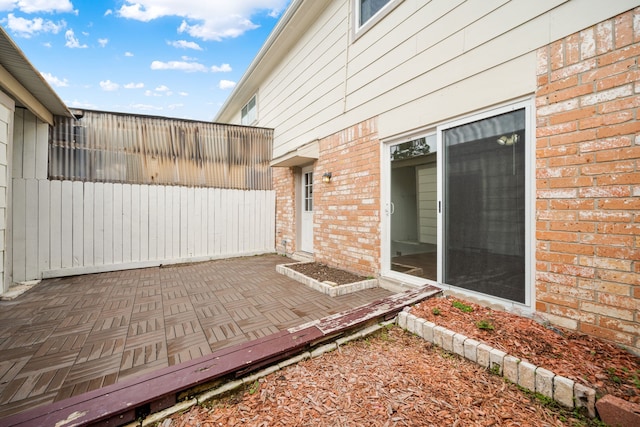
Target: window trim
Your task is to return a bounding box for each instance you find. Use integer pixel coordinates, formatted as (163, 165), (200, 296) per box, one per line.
(241, 94), (257, 125)
(353, 0), (404, 40)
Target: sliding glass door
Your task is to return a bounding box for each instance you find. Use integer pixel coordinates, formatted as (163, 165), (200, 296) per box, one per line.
(386, 104), (528, 304)
(441, 108), (526, 303)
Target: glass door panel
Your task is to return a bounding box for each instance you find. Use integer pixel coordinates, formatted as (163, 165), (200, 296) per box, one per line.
(389, 134), (437, 280)
(442, 109), (526, 303)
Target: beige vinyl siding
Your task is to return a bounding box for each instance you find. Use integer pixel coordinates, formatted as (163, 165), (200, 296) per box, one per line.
(260, 1), (349, 157)
(251, 0), (638, 157)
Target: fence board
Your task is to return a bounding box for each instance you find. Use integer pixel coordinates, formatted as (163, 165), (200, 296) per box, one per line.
(156, 185), (165, 260)
(12, 179), (26, 282)
(72, 182), (84, 267)
(113, 184), (123, 264)
(49, 180), (62, 270)
(38, 180), (49, 273)
(83, 183), (94, 266)
(131, 185), (140, 262)
(94, 183), (104, 266)
(61, 181), (73, 268)
(104, 183), (114, 265)
(140, 185), (149, 261)
(122, 184), (132, 263)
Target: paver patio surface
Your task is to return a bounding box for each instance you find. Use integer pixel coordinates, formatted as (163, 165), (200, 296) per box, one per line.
(0, 254), (392, 419)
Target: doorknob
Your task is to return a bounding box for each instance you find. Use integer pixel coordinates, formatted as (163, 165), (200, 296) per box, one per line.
(389, 202), (395, 215)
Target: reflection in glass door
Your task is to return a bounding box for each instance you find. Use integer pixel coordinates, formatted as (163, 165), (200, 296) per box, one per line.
(442, 108), (526, 303)
(389, 134), (437, 281)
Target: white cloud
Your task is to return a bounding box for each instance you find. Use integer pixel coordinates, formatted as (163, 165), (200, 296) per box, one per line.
(68, 99), (98, 109)
(124, 51), (134, 57)
(219, 79), (236, 90)
(211, 63), (231, 73)
(130, 103), (163, 111)
(0, 0), (74, 13)
(104, 9), (113, 16)
(124, 82), (144, 89)
(99, 80), (119, 91)
(117, 0), (288, 41)
(5, 13), (65, 37)
(144, 90), (161, 97)
(150, 60), (207, 72)
(178, 91), (188, 96)
(65, 29), (87, 48)
(169, 40), (202, 50)
(41, 72), (68, 87)
(98, 38), (108, 47)
(167, 103), (184, 110)
(155, 85), (170, 92)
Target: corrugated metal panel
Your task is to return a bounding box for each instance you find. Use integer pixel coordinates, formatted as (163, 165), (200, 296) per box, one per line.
(49, 110), (273, 190)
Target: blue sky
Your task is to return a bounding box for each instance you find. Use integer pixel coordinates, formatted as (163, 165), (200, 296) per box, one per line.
(0, 0), (290, 121)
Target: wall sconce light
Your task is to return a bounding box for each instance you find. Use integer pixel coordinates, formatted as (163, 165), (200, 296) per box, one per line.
(322, 172), (332, 183)
(497, 133), (519, 146)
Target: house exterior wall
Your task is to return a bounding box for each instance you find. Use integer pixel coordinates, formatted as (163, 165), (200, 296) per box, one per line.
(535, 9), (640, 353)
(0, 90), (13, 293)
(314, 118), (380, 276)
(274, 166), (297, 255)
(220, 0), (640, 352)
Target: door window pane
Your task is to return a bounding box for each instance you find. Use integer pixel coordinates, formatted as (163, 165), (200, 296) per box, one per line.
(443, 109), (526, 303)
(360, 0), (391, 26)
(304, 172), (313, 212)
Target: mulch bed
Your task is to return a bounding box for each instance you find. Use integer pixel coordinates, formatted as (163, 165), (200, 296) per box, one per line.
(286, 262), (367, 285)
(167, 327), (599, 426)
(411, 295), (640, 403)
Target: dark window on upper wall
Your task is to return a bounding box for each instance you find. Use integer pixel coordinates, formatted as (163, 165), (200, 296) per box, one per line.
(241, 95), (257, 125)
(354, 0), (403, 37)
(359, 0), (391, 26)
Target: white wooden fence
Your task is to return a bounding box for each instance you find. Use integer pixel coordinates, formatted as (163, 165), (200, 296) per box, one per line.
(12, 179), (275, 281)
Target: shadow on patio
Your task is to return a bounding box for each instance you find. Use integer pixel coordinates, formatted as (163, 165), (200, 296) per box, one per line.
(0, 254), (393, 419)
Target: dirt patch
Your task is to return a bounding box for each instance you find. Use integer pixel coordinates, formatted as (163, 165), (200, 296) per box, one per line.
(411, 295), (640, 403)
(167, 327), (602, 426)
(286, 262), (367, 286)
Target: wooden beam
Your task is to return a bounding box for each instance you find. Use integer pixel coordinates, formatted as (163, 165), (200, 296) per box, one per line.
(0, 64), (53, 125)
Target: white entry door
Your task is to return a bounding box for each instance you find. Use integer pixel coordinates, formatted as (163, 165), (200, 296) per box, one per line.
(300, 167), (314, 253)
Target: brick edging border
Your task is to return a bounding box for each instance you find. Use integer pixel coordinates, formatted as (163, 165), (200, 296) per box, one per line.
(276, 263), (378, 297)
(397, 309), (597, 417)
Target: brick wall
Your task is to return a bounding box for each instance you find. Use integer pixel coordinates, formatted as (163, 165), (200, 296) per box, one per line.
(274, 167), (296, 255)
(535, 8), (640, 354)
(314, 118), (381, 277)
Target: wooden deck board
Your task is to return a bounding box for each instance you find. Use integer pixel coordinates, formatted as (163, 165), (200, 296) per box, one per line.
(2, 285), (441, 427)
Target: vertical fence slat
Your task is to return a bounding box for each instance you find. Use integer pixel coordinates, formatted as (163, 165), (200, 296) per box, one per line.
(94, 182), (104, 266)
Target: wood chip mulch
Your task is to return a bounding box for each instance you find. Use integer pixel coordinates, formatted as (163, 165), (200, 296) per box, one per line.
(411, 295), (640, 403)
(167, 327), (603, 427)
(286, 262), (367, 285)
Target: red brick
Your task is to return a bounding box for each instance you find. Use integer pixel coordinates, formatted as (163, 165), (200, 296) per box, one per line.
(548, 106), (597, 126)
(550, 39), (564, 70)
(596, 20), (614, 54)
(600, 223), (640, 235)
(538, 291), (579, 308)
(583, 58), (637, 82)
(597, 269), (639, 286)
(536, 230), (578, 243)
(536, 251), (577, 264)
(581, 160), (635, 175)
(580, 323), (634, 345)
(549, 199), (594, 210)
(578, 279), (630, 296)
(549, 242), (594, 255)
(596, 394), (640, 427)
(595, 146), (640, 162)
(614, 11), (634, 48)
(549, 221), (595, 232)
(548, 84), (593, 104)
(599, 172), (640, 185)
(549, 129), (596, 146)
(548, 176), (593, 188)
(596, 120), (640, 138)
(565, 33), (581, 65)
(579, 110), (634, 130)
(579, 185), (631, 198)
(578, 210), (633, 223)
(597, 95), (640, 114)
(596, 69), (640, 91)
(596, 246), (640, 260)
(549, 263), (595, 278)
(581, 234), (634, 247)
(580, 135), (632, 153)
(599, 198), (640, 210)
(598, 294), (639, 311)
(548, 153), (595, 167)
